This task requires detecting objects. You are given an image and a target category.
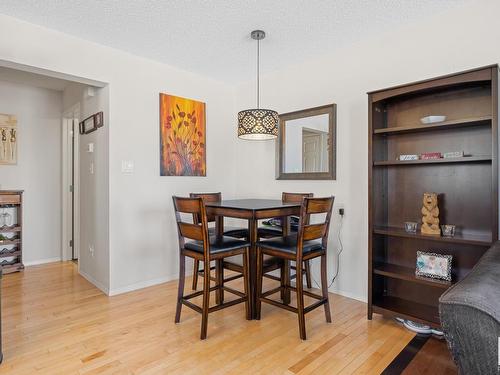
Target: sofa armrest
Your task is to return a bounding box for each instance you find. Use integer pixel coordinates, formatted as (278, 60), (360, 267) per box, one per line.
(439, 242), (500, 374)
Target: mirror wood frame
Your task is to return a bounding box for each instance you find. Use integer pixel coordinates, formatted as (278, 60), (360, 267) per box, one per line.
(276, 104), (337, 180)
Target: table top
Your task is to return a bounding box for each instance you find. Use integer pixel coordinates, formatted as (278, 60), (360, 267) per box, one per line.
(205, 199), (300, 211)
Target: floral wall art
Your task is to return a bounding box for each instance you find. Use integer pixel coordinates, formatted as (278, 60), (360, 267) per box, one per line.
(159, 94), (206, 176)
(0, 113), (17, 165)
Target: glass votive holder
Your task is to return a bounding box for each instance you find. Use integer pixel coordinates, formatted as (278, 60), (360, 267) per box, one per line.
(404, 221), (418, 233)
(441, 224), (456, 237)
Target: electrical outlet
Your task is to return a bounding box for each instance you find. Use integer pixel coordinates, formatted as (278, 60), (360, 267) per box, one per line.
(89, 245), (95, 257)
(337, 203), (345, 216)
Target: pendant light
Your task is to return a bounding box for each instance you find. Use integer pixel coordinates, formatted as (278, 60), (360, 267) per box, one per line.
(238, 30), (279, 140)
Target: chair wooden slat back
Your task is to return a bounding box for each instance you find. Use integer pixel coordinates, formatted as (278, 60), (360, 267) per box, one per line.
(190, 192), (221, 224)
(297, 196), (335, 255)
(282, 192), (313, 225)
(173, 196), (209, 256)
(282, 192), (313, 203)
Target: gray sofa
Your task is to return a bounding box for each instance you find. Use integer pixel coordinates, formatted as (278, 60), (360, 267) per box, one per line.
(439, 242), (500, 375)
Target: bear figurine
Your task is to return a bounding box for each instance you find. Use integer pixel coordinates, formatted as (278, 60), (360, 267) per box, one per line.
(421, 192), (440, 235)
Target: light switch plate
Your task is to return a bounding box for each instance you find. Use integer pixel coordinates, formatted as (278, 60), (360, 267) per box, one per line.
(87, 143), (94, 153)
(121, 160), (134, 174)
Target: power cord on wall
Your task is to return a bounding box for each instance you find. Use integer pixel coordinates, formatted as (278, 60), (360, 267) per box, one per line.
(313, 210), (344, 289)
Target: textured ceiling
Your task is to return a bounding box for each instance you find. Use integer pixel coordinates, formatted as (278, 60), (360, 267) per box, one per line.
(0, 0), (466, 84)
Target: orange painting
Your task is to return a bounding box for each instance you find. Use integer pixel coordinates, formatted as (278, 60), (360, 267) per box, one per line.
(160, 94), (206, 176)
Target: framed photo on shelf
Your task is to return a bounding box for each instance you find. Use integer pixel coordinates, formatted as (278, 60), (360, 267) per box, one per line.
(416, 251), (452, 281)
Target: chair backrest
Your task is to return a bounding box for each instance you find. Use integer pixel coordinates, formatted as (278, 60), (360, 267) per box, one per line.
(189, 192), (221, 224)
(282, 192), (313, 203)
(296, 196), (335, 257)
(282, 192), (313, 225)
(172, 196), (210, 258)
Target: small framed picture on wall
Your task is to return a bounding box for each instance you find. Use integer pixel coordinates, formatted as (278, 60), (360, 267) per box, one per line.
(79, 112), (104, 135)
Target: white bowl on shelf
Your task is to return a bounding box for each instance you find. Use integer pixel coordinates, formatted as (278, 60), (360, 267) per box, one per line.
(420, 115), (447, 124)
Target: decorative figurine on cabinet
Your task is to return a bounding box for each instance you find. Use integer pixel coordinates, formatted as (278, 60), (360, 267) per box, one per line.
(421, 192), (440, 235)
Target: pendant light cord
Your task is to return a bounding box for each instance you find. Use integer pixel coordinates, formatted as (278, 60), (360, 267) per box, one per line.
(256, 38), (260, 109)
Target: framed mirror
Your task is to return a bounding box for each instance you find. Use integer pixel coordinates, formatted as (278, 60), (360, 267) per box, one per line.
(277, 104), (336, 180)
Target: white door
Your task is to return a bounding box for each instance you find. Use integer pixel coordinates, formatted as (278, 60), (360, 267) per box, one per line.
(62, 107), (80, 261)
(302, 132), (321, 172)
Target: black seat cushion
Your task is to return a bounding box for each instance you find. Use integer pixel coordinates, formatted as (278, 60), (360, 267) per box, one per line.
(185, 235), (250, 254)
(258, 234), (323, 255)
(257, 226), (282, 238)
(224, 254), (281, 267)
(222, 226), (249, 238)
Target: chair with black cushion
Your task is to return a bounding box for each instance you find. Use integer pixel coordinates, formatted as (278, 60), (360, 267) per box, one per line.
(189, 192), (284, 304)
(173, 196), (251, 340)
(256, 196), (334, 340)
(189, 192), (249, 291)
(260, 192), (314, 290)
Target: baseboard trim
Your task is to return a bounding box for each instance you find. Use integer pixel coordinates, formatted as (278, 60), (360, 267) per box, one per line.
(79, 269), (109, 295)
(108, 274), (178, 296)
(24, 257), (61, 266)
(330, 288), (367, 303)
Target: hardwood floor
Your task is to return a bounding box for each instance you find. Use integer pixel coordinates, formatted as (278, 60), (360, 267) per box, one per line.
(402, 337), (457, 374)
(0, 261), (420, 374)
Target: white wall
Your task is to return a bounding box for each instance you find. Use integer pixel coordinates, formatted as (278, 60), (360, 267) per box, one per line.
(0, 13), (236, 294)
(63, 83), (110, 292)
(1, 0), (499, 300)
(234, 0), (500, 301)
(0, 80), (62, 264)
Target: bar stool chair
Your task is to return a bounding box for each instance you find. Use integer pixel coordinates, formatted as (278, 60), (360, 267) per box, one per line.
(255, 196), (335, 340)
(263, 192), (314, 290)
(173, 196), (251, 340)
(189, 192), (249, 291)
(189, 192), (284, 305)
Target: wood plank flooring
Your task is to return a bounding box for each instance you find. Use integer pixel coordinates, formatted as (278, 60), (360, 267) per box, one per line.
(0, 261), (419, 374)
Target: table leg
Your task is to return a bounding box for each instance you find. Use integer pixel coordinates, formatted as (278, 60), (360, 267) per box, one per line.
(248, 217), (258, 319)
(215, 215), (223, 237)
(281, 216), (291, 303)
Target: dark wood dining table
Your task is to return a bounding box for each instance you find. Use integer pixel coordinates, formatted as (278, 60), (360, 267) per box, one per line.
(205, 199), (301, 319)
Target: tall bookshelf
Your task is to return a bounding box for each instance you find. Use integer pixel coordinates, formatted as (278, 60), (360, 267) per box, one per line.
(367, 65), (499, 328)
(0, 190), (24, 274)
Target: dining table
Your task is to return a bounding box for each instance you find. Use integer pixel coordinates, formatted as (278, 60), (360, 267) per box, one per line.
(205, 199), (301, 319)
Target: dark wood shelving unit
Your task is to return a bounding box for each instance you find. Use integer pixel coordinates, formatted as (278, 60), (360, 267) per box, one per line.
(368, 65), (499, 328)
(0, 191), (24, 274)
(373, 155), (492, 166)
(373, 263), (452, 289)
(373, 226), (492, 246)
(373, 115), (492, 135)
(372, 296), (441, 328)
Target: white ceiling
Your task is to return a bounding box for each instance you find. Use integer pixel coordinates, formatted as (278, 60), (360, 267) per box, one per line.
(0, 0), (466, 84)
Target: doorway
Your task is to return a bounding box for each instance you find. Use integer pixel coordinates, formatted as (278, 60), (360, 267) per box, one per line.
(302, 128), (328, 172)
(62, 105), (80, 261)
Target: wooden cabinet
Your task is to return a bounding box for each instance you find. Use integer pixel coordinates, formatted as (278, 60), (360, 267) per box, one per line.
(0, 190), (24, 274)
(367, 65), (498, 328)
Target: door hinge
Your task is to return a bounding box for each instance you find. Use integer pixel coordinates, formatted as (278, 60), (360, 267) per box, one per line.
(69, 240), (73, 248)
(69, 185), (74, 192)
